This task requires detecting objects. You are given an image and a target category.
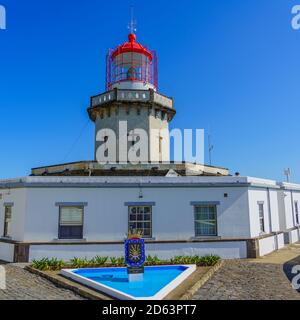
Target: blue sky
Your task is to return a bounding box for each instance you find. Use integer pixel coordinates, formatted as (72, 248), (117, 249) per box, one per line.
(0, 0), (299, 182)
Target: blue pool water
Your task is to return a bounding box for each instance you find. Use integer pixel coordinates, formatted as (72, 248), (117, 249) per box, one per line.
(73, 266), (188, 298)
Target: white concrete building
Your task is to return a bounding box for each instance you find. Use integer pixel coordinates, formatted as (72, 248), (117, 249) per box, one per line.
(0, 175), (299, 262)
(0, 32), (299, 262)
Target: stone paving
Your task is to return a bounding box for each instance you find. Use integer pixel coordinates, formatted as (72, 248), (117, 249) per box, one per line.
(193, 259), (300, 300)
(1, 244), (300, 300)
(0, 263), (84, 300)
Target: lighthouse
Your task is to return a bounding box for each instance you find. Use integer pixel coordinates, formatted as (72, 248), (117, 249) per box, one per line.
(88, 31), (176, 164)
(31, 27), (229, 176)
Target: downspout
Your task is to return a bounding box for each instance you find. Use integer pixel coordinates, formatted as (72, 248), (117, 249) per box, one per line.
(290, 190), (296, 227)
(267, 188), (278, 250)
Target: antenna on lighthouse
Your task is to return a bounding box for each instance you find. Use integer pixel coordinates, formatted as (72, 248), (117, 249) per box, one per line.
(208, 127), (214, 166)
(128, 5), (137, 34)
(284, 168), (291, 183)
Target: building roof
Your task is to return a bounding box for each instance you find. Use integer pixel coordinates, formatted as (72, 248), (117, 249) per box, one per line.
(0, 175), (290, 190)
(30, 161), (229, 177)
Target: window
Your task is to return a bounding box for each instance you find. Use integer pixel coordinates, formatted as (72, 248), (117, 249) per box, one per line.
(59, 206), (84, 240)
(295, 201), (299, 225)
(258, 203), (265, 233)
(3, 205), (12, 238)
(194, 205), (217, 237)
(128, 206), (152, 238)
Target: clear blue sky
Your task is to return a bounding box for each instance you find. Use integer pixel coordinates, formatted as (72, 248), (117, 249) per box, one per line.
(0, 0), (299, 182)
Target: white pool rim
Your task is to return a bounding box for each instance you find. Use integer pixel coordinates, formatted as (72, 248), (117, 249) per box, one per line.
(60, 264), (197, 300)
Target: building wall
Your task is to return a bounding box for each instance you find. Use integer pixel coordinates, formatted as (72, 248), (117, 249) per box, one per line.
(94, 106), (170, 163)
(291, 190), (300, 226)
(148, 110), (170, 162)
(248, 188), (280, 238)
(0, 242), (15, 262)
(0, 188), (27, 241)
(1, 179), (299, 261)
(22, 185), (251, 242)
(278, 188), (300, 231)
(278, 190), (287, 230)
(283, 191), (295, 229)
(28, 241), (248, 262)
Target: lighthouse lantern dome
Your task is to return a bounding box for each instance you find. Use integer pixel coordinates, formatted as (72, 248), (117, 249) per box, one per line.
(106, 33), (158, 91)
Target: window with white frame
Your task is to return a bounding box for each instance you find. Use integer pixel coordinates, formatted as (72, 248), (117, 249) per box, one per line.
(59, 206), (84, 240)
(194, 205), (217, 237)
(3, 205), (12, 238)
(128, 206), (152, 238)
(258, 203), (265, 233)
(295, 201), (299, 225)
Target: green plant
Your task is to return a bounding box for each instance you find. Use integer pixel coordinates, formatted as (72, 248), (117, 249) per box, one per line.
(32, 258), (51, 271)
(145, 255), (161, 265)
(70, 257), (90, 268)
(48, 258), (65, 270)
(196, 255), (220, 266)
(110, 257), (117, 265)
(91, 256), (108, 266)
(31, 258), (65, 271)
(171, 256), (184, 264)
(170, 255), (220, 266)
(116, 257), (125, 266)
(146, 255), (153, 263)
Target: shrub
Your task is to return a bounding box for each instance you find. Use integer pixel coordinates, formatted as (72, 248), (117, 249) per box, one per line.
(116, 257), (125, 266)
(32, 258), (51, 271)
(31, 258), (65, 271)
(196, 255), (220, 266)
(170, 255), (220, 266)
(91, 256), (108, 266)
(110, 257), (117, 265)
(70, 257), (90, 268)
(31, 254), (221, 271)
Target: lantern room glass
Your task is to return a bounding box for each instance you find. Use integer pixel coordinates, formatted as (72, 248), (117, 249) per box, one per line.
(112, 52), (151, 84)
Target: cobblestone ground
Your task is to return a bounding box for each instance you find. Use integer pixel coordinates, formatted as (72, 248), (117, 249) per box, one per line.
(0, 263), (84, 300)
(193, 260), (300, 300)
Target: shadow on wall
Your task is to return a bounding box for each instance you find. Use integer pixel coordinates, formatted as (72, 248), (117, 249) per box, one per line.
(283, 256), (300, 293)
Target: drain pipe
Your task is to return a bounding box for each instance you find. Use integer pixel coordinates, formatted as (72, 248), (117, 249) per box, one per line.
(267, 188), (278, 250)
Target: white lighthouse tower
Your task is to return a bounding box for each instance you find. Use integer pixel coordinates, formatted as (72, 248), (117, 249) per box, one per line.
(88, 30), (176, 164)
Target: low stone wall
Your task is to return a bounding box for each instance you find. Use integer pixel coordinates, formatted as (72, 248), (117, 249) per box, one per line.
(284, 227), (300, 244)
(258, 233), (285, 257)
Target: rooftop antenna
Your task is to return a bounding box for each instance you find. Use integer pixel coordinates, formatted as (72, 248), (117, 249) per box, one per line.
(284, 168), (291, 183)
(208, 127), (214, 166)
(128, 5), (137, 34)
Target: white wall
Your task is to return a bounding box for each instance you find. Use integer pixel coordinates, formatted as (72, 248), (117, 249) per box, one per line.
(248, 188), (280, 238)
(23, 185), (251, 242)
(278, 189), (300, 232)
(0, 188), (27, 241)
(0, 242), (15, 262)
(277, 233), (285, 250)
(258, 233), (284, 257)
(278, 190), (287, 230)
(284, 191), (295, 229)
(292, 190), (300, 226)
(29, 241), (248, 261)
(248, 189), (270, 237)
(289, 228), (300, 244)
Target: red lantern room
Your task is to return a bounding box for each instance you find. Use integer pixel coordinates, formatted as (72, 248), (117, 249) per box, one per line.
(106, 33), (158, 91)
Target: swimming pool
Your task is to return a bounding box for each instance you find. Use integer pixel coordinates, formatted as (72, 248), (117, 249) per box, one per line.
(61, 265), (196, 300)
